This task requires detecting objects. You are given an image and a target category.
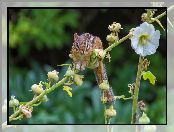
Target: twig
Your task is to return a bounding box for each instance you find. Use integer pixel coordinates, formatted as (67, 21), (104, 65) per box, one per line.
(104, 33), (132, 53)
(131, 56), (144, 124)
(9, 76), (68, 122)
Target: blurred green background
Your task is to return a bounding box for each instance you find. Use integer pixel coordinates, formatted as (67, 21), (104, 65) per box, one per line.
(9, 8), (166, 124)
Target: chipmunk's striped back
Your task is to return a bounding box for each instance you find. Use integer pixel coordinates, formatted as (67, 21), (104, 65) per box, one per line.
(71, 33), (115, 104)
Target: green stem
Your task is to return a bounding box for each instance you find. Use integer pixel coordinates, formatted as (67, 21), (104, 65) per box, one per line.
(104, 33), (132, 53)
(131, 56), (144, 124)
(153, 11), (166, 21)
(13, 106), (15, 113)
(104, 11), (167, 53)
(9, 76), (68, 122)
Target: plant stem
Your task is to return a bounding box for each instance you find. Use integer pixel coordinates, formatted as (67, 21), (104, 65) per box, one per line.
(153, 11), (166, 22)
(9, 76), (68, 122)
(104, 33), (132, 53)
(104, 10), (167, 54)
(131, 56), (144, 124)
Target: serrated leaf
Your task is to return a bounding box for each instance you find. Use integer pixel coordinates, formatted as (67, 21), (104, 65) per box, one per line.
(142, 71), (156, 85)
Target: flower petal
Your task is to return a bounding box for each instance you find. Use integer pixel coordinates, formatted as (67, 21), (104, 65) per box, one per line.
(140, 22), (155, 35)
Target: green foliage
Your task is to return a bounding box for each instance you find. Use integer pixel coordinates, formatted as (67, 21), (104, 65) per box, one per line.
(9, 9), (79, 57)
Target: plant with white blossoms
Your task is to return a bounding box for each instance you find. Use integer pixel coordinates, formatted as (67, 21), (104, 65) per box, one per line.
(8, 9), (166, 125)
(130, 22), (160, 56)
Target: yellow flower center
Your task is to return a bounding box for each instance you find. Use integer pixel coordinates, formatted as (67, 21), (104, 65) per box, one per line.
(138, 33), (150, 45)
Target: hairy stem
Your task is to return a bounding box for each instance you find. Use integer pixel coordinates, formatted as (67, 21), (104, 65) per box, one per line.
(105, 11), (167, 53)
(131, 56), (144, 124)
(9, 76), (68, 122)
(105, 33), (132, 53)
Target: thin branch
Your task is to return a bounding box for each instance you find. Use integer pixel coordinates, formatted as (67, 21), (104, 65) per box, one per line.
(9, 76), (68, 122)
(104, 11), (166, 53)
(104, 33), (132, 53)
(131, 56), (144, 124)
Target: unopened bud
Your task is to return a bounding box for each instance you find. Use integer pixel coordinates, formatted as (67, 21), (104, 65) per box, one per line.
(141, 13), (148, 22)
(106, 34), (118, 43)
(74, 74), (84, 86)
(99, 80), (109, 90)
(65, 68), (75, 76)
(42, 95), (49, 102)
(139, 112), (150, 124)
(47, 70), (59, 82)
(9, 96), (19, 107)
(19, 105), (32, 118)
(31, 83), (44, 95)
(94, 49), (106, 59)
(108, 22), (122, 32)
(105, 105), (116, 117)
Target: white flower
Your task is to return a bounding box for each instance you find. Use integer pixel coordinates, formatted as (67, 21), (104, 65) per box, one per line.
(131, 22), (160, 56)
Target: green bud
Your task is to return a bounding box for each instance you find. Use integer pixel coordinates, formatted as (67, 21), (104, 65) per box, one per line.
(99, 80), (109, 90)
(31, 83), (44, 95)
(42, 95), (49, 102)
(74, 74), (84, 86)
(9, 96), (19, 107)
(139, 112), (150, 124)
(65, 67), (75, 77)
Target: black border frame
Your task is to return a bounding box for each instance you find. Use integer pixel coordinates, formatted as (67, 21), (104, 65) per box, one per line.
(7, 6), (167, 125)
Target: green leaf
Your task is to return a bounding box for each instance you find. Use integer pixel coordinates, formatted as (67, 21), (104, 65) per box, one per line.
(142, 71), (156, 85)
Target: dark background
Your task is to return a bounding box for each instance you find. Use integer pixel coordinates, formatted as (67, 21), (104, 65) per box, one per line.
(8, 8), (166, 124)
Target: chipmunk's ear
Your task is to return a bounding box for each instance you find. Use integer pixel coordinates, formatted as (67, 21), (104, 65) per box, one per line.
(74, 33), (78, 41)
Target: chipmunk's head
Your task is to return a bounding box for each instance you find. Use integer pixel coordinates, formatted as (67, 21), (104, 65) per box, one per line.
(71, 33), (102, 71)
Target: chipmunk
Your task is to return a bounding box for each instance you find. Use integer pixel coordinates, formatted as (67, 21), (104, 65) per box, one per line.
(71, 33), (115, 105)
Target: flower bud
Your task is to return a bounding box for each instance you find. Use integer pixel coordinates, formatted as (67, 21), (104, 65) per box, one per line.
(19, 105), (32, 118)
(144, 125), (157, 132)
(31, 83), (44, 95)
(106, 34), (118, 43)
(47, 70), (59, 82)
(99, 80), (109, 90)
(42, 95), (49, 102)
(94, 49), (106, 59)
(139, 112), (150, 124)
(105, 105), (116, 117)
(108, 22), (122, 32)
(74, 74), (84, 86)
(65, 68), (75, 76)
(9, 96), (19, 107)
(141, 13), (148, 22)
